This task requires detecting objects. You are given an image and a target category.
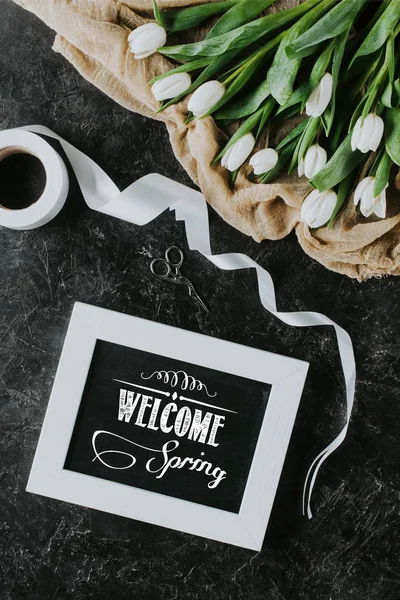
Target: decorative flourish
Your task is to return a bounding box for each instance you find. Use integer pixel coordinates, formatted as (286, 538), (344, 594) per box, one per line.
(141, 370), (217, 397)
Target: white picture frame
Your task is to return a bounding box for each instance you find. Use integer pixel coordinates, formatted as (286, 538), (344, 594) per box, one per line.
(27, 302), (309, 551)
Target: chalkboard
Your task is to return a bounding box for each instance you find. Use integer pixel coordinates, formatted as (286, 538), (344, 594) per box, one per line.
(65, 339), (272, 513)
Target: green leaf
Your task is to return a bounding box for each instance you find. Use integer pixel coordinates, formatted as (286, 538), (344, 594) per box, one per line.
(215, 79), (270, 120)
(327, 172), (355, 228)
(302, 39), (335, 113)
(344, 0), (391, 77)
(348, 52), (385, 131)
(202, 34), (282, 118)
(228, 168), (239, 188)
(160, 0), (322, 59)
(381, 78), (400, 108)
(385, 108), (400, 166)
(206, 0), (275, 39)
(287, 0), (368, 60)
(275, 83), (310, 115)
(322, 26), (350, 136)
(288, 131), (303, 174)
(213, 105), (265, 164)
(374, 150), (393, 196)
(149, 57), (211, 84)
(153, 0), (239, 32)
(347, 0), (400, 73)
(353, 36), (394, 118)
(267, 0), (337, 106)
(379, 34), (400, 107)
(155, 48), (240, 113)
(311, 132), (365, 191)
(275, 119), (308, 151)
(267, 30), (301, 107)
(297, 117), (320, 164)
(256, 97), (276, 138)
(386, 33), (395, 84)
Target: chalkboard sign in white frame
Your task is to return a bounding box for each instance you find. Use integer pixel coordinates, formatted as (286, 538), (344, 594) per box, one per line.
(27, 302), (308, 551)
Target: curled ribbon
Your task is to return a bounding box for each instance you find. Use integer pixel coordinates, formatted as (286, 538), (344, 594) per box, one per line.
(18, 125), (355, 518)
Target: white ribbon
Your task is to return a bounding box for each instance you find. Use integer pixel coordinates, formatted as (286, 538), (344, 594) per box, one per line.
(18, 125), (355, 518)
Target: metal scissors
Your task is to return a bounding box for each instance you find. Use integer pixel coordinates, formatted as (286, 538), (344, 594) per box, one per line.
(150, 246), (209, 313)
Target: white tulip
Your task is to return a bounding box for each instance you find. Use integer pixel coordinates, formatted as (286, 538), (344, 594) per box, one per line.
(354, 176), (387, 218)
(221, 133), (256, 172)
(298, 144), (327, 179)
(301, 189), (337, 228)
(152, 72), (192, 101)
(188, 80), (225, 117)
(249, 148), (279, 175)
(128, 23), (167, 59)
(351, 114), (384, 153)
(305, 73), (333, 118)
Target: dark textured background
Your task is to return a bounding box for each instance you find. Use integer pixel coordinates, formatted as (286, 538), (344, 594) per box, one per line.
(0, 2), (399, 599)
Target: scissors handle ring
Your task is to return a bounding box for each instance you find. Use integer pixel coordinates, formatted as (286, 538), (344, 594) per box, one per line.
(150, 258), (171, 279)
(165, 246), (184, 269)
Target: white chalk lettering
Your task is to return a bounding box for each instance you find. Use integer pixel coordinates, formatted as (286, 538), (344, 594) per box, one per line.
(135, 395), (153, 427)
(118, 389), (141, 423)
(117, 388), (227, 446)
(207, 414), (225, 447)
(187, 409), (213, 444)
(160, 402), (177, 433)
(147, 397), (162, 431)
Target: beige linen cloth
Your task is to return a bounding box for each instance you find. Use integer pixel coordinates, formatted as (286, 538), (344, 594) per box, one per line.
(12, 0), (400, 279)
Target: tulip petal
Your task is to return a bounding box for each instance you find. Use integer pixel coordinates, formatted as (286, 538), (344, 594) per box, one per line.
(304, 144), (327, 179)
(250, 148), (278, 175)
(188, 80), (225, 117)
(373, 192), (386, 218)
(221, 146), (232, 169)
(301, 189), (320, 226)
(314, 145), (327, 176)
(303, 146), (317, 178)
(369, 114), (384, 153)
(351, 118), (363, 152)
(306, 73), (333, 118)
(223, 133), (255, 171)
(133, 49), (155, 59)
(152, 72), (191, 101)
(128, 23), (167, 58)
(354, 177), (374, 207)
(357, 114), (375, 153)
(301, 189), (337, 228)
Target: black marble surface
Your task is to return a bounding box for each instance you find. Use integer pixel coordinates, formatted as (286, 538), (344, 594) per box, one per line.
(1, 3), (399, 599)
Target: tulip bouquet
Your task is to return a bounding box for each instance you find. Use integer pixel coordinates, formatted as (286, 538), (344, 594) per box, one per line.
(128, 0), (400, 229)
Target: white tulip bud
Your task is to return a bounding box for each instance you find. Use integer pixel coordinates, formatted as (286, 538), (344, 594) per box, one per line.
(298, 144), (327, 179)
(354, 176), (387, 218)
(306, 73), (333, 118)
(351, 114), (384, 153)
(221, 133), (256, 172)
(301, 189), (337, 228)
(249, 148), (279, 175)
(152, 72), (192, 101)
(188, 81), (225, 117)
(128, 23), (167, 59)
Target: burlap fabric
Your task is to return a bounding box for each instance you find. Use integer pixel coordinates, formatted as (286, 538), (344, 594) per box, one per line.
(12, 0), (400, 279)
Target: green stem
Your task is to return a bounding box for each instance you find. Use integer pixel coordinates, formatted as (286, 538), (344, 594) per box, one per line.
(369, 146), (385, 177)
(160, 0), (325, 59)
(222, 32), (284, 86)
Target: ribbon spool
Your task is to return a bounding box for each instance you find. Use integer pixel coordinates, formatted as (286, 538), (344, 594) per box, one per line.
(0, 129), (69, 230)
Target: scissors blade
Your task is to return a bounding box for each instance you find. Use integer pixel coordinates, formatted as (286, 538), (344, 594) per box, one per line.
(187, 283), (209, 313)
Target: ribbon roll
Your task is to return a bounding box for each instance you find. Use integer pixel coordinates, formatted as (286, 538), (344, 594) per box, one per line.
(2, 125), (356, 518)
(0, 129), (69, 230)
